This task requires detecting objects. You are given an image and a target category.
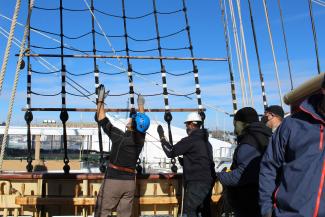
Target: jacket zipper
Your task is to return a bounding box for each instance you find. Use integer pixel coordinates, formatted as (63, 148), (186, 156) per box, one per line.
(312, 125), (324, 217)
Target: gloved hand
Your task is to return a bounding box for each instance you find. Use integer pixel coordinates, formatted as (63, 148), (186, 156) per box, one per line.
(97, 84), (109, 103)
(137, 94), (145, 107)
(157, 125), (165, 140)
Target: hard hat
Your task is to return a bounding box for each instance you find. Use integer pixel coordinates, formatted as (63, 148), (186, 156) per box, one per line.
(184, 112), (202, 124)
(133, 112), (150, 133)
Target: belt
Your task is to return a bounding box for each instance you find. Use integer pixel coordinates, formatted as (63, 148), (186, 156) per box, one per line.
(108, 163), (135, 174)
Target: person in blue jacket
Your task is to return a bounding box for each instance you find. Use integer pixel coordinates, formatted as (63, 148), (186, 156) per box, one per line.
(216, 107), (272, 217)
(259, 76), (325, 217)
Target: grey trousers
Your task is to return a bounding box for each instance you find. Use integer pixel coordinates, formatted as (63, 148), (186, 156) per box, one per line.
(94, 179), (136, 217)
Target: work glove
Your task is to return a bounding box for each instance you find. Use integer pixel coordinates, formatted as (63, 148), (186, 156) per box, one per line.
(157, 125), (165, 140)
(137, 94), (145, 107)
(97, 84), (109, 103)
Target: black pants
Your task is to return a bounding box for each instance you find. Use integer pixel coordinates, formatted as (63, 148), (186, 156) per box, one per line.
(183, 181), (213, 217)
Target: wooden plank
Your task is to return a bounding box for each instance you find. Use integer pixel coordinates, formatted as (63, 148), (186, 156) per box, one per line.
(138, 196), (178, 205)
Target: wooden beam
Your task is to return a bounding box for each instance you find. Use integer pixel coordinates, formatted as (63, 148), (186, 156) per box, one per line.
(22, 108), (205, 112)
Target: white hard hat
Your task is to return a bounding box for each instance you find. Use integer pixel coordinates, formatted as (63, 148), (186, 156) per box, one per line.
(184, 112), (202, 124)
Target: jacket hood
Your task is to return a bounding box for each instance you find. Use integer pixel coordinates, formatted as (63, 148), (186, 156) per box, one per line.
(300, 94), (325, 124)
(238, 122), (272, 152)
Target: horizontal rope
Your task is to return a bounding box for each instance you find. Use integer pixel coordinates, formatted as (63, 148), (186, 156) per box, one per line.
(30, 44), (61, 50)
(31, 69), (60, 74)
(134, 92), (162, 97)
(128, 27), (186, 42)
(34, 5), (59, 11)
(66, 70), (93, 76)
(169, 91), (195, 96)
(64, 31), (92, 39)
(30, 26), (60, 36)
(99, 70), (125, 75)
(94, 9), (182, 19)
(31, 91), (61, 96)
(66, 91), (95, 97)
(107, 92), (129, 96)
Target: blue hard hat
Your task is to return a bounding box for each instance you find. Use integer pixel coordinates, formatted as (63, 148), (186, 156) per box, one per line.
(133, 112), (150, 133)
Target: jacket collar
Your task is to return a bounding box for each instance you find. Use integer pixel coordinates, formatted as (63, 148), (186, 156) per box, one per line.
(299, 94), (325, 124)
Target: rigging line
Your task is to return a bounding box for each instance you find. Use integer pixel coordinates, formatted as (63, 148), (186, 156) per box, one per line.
(308, 0), (321, 74)
(0, 0), (35, 171)
(63, 7), (89, 12)
(228, 0), (248, 107)
(157, 9), (183, 15)
(277, 0), (294, 90)
(66, 70), (93, 76)
(312, 0), (325, 7)
(31, 69), (60, 74)
(221, 0), (238, 113)
(0, 0), (22, 95)
(31, 91), (61, 96)
(4, 10), (231, 116)
(127, 27), (186, 42)
(30, 26), (60, 36)
(96, 49), (126, 53)
(95, 30), (124, 38)
(247, 0), (268, 109)
(235, 0), (254, 107)
(99, 70), (125, 75)
(66, 91), (95, 97)
(34, 5), (59, 11)
(30, 44), (61, 50)
(262, 0), (284, 107)
(64, 31), (92, 40)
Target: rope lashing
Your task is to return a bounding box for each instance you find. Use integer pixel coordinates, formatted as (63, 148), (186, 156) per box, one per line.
(90, 0), (105, 173)
(152, 0), (177, 173)
(247, 0), (268, 110)
(60, 0), (70, 174)
(219, 0), (237, 114)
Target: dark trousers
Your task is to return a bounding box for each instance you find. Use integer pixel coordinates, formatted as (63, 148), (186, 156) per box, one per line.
(183, 181), (213, 217)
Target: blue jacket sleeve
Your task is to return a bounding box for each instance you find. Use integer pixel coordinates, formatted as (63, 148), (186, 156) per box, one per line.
(161, 137), (192, 158)
(259, 121), (288, 216)
(216, 143), (261, 186)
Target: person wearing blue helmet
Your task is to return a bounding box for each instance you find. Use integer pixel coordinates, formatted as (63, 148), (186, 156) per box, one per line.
(94, 85), (150, 217)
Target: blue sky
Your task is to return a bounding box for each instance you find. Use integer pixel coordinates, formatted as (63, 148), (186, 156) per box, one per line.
(0, 0), (324, 131)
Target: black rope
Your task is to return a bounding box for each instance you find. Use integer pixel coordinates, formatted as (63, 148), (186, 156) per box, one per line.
(132, 70), (161, 75)
(34, 5), (59, 11)
(60, 0), (70, 174)
(26, 0), (33, 172)
(95, 8), (123, 18)
(96, 48), (126, 53)
(162, 46), (190, 51)
(64, 31), (92, 39)
(30, 45), (61, 50)
(122, 0), (136, 116)
(277, 0), (294, 90)
(157, 9), (183, 15)
(135, 92), (163, 97)
(94, 8), (182, 19)
(126, 11), (154, 19)
(127, 27), (186, 42)
(99, 70), (125, 75)
(219, 0), (238, 114)
(308, 0), (321, 74)
(95, 30), (124, 38)
(66, 91), (95, 97)
(64, 46), (93, 53)
(30, 26), (60, 36)
(247, 0), (267, 110)
(66, 70), (93, 76)
(31, 69), (60, 74)
(167, 70), (193, 76)
(63, 7), (88, 12)
(66, 76), (94, 96)
(169, 91), (195, 96)
(65, 81), (96, 104)
(31, 91), (61, 96)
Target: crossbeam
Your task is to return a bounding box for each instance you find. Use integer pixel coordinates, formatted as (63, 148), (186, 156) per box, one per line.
(21, 53), (227, 61)
(22, 108), (204, 112)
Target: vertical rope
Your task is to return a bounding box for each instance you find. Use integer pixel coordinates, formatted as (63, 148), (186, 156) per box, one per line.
(228, 0), (248, 107)
(59, 0), (70, 174)
(219, 0), (237, 114)
(247, 0), (268, 110)
(152, 0), (177, 173)
(308, 0), (321, 74)
(0, 0), (35, 171)
(91, 0), (105, 173)
(0, 0), (22, 95)
(121, 0), (136, 117)
(262, 0), (284, 107)
(235, 0), (254, 106)
(181, 0), (206, 126)
(25, 0), (33, 172)
(277, 0), (294, 90)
